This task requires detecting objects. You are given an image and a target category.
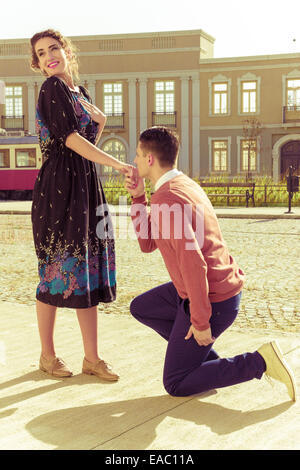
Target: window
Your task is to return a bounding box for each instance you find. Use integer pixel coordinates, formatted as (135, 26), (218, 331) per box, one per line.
(287, 79), (300, 109)
(103, 83), (123, 114)
(0, 80), (5, 105)
(208, 75), (231, 117)
(101, 139), (126, 174)
(241, 139), (257, 172)
(155, 81), (175, 113)
(5, 86), (23, 116)
(153, 80), (176, 127)
(103, 83), (124, 128)
(15, 148), (36, 167)
(242, 81), (257, 113)
(213, 83), (228, 114)
(238, 74), (260, 116)
(212, 140), (228, 172)
(0, 149), (10, 167)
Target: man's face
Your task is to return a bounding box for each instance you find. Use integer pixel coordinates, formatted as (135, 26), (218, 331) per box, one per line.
(134, 141), (150, 179)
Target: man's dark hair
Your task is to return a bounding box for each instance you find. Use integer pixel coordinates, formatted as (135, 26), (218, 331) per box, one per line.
(139, 126), (179, 168)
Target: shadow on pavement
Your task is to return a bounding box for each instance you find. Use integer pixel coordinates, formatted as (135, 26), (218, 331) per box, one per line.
(23, 392), (292, 450)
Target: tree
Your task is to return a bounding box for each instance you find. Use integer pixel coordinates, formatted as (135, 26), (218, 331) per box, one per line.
(242, 118), (262, 181)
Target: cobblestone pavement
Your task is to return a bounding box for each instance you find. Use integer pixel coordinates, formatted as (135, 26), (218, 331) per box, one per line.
(218, 218), (300, 333)
(0, 215), (299, 333)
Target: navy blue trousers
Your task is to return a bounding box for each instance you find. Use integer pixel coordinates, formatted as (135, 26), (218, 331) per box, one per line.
(130, 282), (266, 397)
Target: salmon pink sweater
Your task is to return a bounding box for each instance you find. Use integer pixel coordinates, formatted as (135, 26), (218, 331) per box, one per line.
(131, 174), (244, 331)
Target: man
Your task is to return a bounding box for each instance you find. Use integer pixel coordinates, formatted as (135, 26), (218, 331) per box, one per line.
(125, 126), (296, 401)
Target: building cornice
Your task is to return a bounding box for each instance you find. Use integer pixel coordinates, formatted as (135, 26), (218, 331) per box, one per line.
(199, 62), (300, 73)
(0, 71), (200, 83)
(200, 51), (300, 63)
(77, 47), (200, 57)
(0, 29), (215, 43)
(0, 75), (44, 84)
(72, 29), (216, 42)
(0, 46), (201, 61)
(200, 123), (300, 130)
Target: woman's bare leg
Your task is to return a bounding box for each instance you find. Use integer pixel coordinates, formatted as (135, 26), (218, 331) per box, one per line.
(36, 300), (57, 359)
(76, 306), (100, 363)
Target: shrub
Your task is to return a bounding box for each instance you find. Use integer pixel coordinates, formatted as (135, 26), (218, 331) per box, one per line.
(100, 174), (300, 207)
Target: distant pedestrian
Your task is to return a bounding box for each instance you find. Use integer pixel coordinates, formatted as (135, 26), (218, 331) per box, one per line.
(125, 126), (296, 402)
(30, 29), (133, 381)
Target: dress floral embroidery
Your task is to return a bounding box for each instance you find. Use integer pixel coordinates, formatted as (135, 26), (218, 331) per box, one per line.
(32, 76), (116, 308)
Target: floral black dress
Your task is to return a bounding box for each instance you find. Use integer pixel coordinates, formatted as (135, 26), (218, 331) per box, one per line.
(32, 75), (116, 308)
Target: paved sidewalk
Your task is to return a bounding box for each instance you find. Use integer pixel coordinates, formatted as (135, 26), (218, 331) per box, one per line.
(0, 301), (299, 450)
(0, 202), (299, 450)
(0, 200), (300, 219)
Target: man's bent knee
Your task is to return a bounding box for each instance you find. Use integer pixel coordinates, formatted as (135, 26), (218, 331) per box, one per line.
(130, 296), (146, 321)
(163, 377), (185, 397)
(129, 297), (139, 318)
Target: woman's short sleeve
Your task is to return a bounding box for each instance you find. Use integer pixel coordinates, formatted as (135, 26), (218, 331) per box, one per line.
(38, 76), (80, 143)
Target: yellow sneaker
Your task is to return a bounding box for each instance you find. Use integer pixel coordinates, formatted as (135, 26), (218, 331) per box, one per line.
(257, 341), (296, 402)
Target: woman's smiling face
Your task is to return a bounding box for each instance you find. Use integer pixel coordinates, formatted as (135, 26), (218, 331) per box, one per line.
(35, 36), (70, 78)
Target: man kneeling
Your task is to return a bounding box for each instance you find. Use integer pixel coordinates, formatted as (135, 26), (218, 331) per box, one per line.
(125, 126), (296, 402)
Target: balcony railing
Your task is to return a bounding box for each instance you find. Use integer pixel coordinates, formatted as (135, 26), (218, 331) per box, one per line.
(152, 111), (177, 128)
(283, 105), (300, 123)
(1, 115), (25, 131)
(105, 113), (125, 129)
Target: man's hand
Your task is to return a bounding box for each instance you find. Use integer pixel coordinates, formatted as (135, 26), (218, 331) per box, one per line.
(124, 169), (145, 198)
(185, 325), (215, 347)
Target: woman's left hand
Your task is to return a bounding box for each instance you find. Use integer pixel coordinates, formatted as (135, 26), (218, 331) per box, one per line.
(79, 98), (107, 127)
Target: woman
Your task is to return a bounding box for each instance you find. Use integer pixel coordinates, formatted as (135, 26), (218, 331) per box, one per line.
(30, 29), (133, 381)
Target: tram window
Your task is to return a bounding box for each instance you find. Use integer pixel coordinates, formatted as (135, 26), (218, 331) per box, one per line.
(15, 148), (36, 167)
(0, 149), (10, 167)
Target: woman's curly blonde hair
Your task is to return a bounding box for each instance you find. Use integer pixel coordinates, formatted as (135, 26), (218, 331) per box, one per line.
(30, 29), (79, 82)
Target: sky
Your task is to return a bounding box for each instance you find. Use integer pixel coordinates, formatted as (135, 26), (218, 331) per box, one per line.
(1, 0), (300, 58)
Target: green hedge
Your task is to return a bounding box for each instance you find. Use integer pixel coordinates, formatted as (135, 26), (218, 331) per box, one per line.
(101, 176), (152, 205)
(100, 175), (300, 207)
(194, 175), (300, 207)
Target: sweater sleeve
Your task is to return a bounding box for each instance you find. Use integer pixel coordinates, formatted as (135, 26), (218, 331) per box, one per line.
(130, 193), (157, 253)
(169, 202), (212, 331)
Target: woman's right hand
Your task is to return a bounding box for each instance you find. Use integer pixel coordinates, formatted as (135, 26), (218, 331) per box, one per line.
(112, 162), (145, 196)
(116, 162), (134, 175)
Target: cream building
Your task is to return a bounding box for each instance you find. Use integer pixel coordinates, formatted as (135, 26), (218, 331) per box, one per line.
(0, 29), (299, 181)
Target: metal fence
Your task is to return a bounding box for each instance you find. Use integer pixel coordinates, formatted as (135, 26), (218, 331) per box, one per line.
(101, 182), (300, 207)
(248, 184), (299, 206)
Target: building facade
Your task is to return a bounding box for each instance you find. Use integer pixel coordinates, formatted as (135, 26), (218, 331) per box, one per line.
(0, 29), (299, 182)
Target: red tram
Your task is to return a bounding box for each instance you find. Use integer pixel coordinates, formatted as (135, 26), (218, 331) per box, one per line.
(0, 136), (42, 200)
